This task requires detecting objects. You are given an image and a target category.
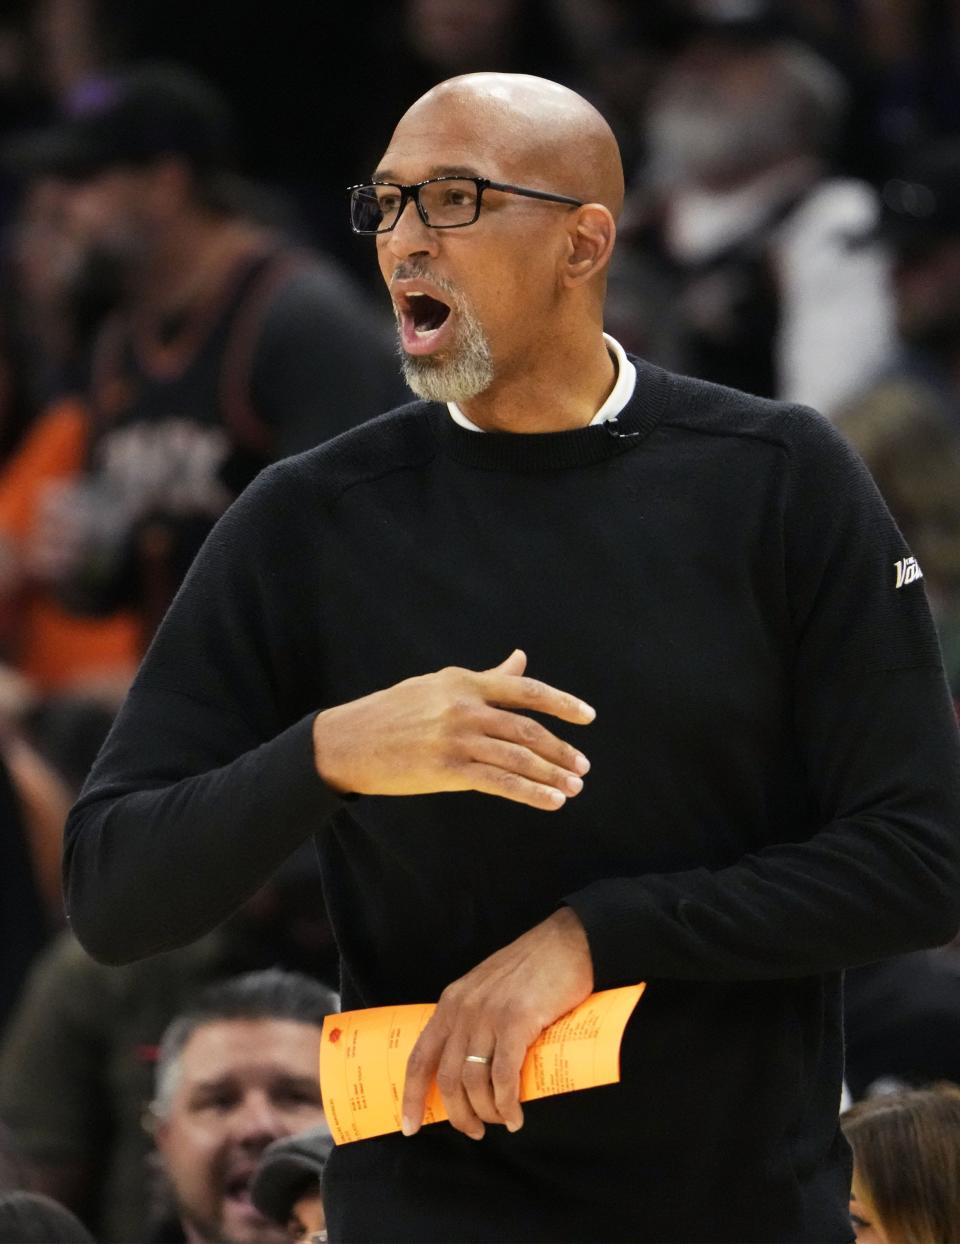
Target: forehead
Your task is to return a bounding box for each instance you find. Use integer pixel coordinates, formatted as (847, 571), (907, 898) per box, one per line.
(377, 93), (525, 184)
(177, 1019), (321, 1086)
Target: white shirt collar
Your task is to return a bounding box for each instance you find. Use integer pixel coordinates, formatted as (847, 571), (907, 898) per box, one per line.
(447, 333), (637, 432)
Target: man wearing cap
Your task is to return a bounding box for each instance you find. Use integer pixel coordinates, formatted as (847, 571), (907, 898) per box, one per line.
(251, 1126), (332, 1244)
(64, 72), (960, 1242)
(4, 63), (402, 640)
(147, 969), (336, 1244)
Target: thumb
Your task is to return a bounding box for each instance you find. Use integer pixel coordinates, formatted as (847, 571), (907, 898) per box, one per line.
(490, 648), (527, 677)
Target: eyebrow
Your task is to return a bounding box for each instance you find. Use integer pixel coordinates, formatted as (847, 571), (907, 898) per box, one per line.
(371, 164), (485, 183)
(189, 1076), (235, 1097)
(188, 1073), (321, 1097)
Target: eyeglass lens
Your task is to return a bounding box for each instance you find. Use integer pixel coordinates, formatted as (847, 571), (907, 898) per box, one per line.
(352, 179), (481, 232)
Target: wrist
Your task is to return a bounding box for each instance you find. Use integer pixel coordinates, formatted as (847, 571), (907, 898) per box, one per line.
(551, 905), (594, 991)
(312, 708), (351, 794)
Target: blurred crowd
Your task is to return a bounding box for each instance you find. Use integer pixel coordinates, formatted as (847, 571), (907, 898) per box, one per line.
(0, 0), (958, 1241)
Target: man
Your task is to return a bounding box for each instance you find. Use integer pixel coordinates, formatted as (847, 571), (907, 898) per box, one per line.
(63, 73), (960, 1243)
(836, 143), (960, 701)
(4, 63), (402, 640)
(0, 844), (336, 1243)
(629, 5), (892, 413)
(146, 969), (336, 1244)
(250, 1125), (332, 1243)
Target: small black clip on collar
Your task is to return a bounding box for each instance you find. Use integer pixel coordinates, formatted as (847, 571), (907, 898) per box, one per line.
(604, 417), (641, 439)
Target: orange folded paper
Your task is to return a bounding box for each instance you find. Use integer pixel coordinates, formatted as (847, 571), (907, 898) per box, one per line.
(320, 983), (645, 1145)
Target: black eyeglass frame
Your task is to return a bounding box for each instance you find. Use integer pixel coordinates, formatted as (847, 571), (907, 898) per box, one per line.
(347, 175), (585, 234)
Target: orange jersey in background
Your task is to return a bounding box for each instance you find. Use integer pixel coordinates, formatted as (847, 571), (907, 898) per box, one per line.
(0, 398), (139, 693)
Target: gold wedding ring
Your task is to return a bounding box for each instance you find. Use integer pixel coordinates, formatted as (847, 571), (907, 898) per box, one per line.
(464, 1054), (492, 1065)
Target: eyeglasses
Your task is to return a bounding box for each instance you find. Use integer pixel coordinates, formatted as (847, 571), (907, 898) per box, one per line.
(348, 176), (584, 234)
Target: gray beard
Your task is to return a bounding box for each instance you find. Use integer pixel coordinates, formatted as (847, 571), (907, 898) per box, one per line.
(396, 298), (495, 404)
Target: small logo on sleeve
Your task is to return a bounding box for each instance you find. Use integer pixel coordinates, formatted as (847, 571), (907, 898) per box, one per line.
(895, 556), (923, 588)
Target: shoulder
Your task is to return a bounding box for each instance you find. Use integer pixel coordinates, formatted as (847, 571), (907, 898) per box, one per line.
(651, 362), (847, 465)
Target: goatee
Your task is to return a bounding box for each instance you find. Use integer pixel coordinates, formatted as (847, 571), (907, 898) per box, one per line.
(395, 277), (494, 404)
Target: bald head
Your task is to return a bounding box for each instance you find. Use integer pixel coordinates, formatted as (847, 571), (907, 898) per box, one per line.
(394, 73), (624, 220)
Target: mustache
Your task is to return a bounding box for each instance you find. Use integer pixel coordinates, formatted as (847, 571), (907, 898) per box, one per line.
(390, 263), (463, 302)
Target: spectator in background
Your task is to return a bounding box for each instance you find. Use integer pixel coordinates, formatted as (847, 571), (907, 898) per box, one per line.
(4, 62), (403, 643)
(0, 311), (36, 465)
(250, 1125), (332, 1244)
(145, 970), (335, 1244)
(843, 946), (960, 1102)
(841, 1085), (960, 1244)
(622, 3), (893, 413)
(0, 1122), (25, 1194)
(836, 142), (960, 698)
(0, 1191), (95, 1243)
(0, 154), (144, 697)
(0, 750), (50, 1036)
(6, 171), (126, 409)
(0, 847), (336, 1243)
(0, 660), (81, 1036)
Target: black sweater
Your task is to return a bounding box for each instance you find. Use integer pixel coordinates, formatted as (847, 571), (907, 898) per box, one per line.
(63, 361), (960, 1243)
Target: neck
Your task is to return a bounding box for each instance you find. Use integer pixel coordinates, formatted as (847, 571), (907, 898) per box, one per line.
(457, 324), (615, 433)
(135, 211), (263, 319)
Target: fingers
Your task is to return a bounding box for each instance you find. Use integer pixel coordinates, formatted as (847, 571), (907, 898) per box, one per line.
(438, 1029), (503, 1137)
(402, 1016), (447, 1138)
(404, 1012), (529, 1140)
(491, 1031), (527, 1132)
(488, 649), (528, 677)
(463, 762), (573, 811)
(403, 1017), (494, 1141)
(481, 671), (596, 726)
(463, 705), (591, 809)
(471, 735), (584, 800)
(483, 707), (591, 778)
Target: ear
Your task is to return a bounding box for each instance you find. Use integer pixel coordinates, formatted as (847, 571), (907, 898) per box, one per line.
(561, 204), (616, 289)
(147, 1108), (168, 1150)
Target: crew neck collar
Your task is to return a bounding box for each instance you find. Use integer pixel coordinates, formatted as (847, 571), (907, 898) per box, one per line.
(430, 354), (670, 473)
(447, 333), (637, 432)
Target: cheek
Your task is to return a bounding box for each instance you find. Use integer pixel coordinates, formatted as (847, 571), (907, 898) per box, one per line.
(159, 1120), (224, 1201)
(474, 260), (557, 343)
(377, 239), (396, 286)
(275, 1103), (327, 1135)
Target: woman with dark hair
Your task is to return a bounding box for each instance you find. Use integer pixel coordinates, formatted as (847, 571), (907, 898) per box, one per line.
(841, 1085), (960, 1243)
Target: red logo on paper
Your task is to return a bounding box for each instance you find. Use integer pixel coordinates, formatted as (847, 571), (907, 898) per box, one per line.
(328, 1027), (342, 1044)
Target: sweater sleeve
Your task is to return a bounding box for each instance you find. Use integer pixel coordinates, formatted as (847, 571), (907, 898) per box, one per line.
(565, 413), (960, 987)
(62, 462), (343, 965)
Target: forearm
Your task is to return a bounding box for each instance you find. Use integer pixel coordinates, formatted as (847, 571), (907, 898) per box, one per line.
(63, 691), (340, 964)
(568, 667), (960, 987)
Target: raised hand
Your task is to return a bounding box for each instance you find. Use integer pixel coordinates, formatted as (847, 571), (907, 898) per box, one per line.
(311, 649), (595, 812)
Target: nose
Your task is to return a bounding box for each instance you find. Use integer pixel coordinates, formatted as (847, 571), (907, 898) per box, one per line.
(384, 193), (439, 261)
(231, 1091), (285, 1147)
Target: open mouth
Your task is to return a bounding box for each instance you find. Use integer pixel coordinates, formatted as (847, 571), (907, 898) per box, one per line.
(223, 1169), (266, 1217)
(393, 280), (458, 358)
(225, 1172), (253, 1203)
(407, 291), (451, 335)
